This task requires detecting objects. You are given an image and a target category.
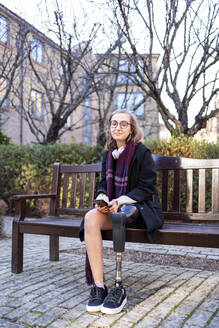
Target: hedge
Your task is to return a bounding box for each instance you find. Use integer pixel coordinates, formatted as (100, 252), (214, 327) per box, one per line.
(144, 135), (219, 212)
(0, 142), (98, 216)
(144, 135), (219, 158)
(0, 136), (218, 216)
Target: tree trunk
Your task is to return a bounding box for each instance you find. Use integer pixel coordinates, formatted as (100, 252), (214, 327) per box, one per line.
(95, 122), (107, 161)
(45, 118), (64, 144)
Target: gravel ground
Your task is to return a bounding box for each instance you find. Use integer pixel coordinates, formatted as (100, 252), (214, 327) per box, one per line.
(2, 235), (218, 272)
(62, 247), (219, 272)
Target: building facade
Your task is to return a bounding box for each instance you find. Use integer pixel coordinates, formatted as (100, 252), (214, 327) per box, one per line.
(0, 4), (160, 146)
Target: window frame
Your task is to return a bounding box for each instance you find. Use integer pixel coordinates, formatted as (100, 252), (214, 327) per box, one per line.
(60, 57), (69, 76)
(82, 96), (92, 145)
(66, 113), (73, 127)
(31, 89), (44, 119)
(31, 37), (44, 64)
(116, 92), (145, 119)
(117, 59), (143, 85)
(0, 76), (9, 109)
(0, 14), (9, 44)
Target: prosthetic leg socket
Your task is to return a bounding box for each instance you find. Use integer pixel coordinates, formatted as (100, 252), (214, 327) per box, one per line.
(111, 205), (139, 287)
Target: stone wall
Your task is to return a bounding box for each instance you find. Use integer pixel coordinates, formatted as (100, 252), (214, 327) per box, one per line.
(0, 199), (8, 236)
(0, 216), (13, 237)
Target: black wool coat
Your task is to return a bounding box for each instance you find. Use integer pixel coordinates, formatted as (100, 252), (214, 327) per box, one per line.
(79, 142), (163, 242)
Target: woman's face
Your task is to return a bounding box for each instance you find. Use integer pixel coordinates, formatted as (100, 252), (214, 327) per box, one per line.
(110, 112), (132, 146)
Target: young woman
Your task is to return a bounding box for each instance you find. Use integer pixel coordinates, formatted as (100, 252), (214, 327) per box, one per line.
(79, 109), (163, 314)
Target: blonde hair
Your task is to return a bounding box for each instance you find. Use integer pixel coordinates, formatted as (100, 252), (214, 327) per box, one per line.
(106, 109), (143, 149)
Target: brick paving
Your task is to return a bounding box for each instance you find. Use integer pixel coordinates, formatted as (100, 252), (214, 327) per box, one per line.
(0, 235), (218, 328)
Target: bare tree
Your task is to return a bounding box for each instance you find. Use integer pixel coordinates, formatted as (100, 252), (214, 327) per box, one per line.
(91, 48), (153, 155)
(10, 6), (122, 144)
(109, 0), (219, 136)
(91, 49), (124, 152)
(0, 20), (29, 121)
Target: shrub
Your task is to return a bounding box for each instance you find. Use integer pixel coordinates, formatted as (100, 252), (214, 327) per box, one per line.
(0, 136), (218, 216)
(144, 135), (219, 159)
(0, 116), (10, 145)
(0, 143), (98, 216)
(145, 136), (219, 213)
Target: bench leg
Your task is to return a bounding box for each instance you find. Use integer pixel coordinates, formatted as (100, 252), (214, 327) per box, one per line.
(50, 236), (59, 261)
(11, 222), (24, 274)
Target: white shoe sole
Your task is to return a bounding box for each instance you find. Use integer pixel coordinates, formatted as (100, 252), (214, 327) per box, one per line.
(86, 304), (103, 312)
(101, 297), (127, 314)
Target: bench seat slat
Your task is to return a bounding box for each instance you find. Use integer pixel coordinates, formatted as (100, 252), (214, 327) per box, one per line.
(19, 217), (219, 234)
(19, 218), (219, 248)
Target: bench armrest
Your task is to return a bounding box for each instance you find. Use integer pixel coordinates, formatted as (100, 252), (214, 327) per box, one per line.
(13, 194), (57, 222)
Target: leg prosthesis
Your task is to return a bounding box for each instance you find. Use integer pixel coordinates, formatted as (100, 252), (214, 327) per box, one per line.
(111, 204), (139, 287)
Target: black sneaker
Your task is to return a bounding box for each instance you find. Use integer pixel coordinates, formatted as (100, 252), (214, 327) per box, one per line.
(101, 285), (127, 314)
(86, 285), (108, 312)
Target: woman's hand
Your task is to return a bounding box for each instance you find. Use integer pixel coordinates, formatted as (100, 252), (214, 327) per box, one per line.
(95, 204), (109, 214)
(108, 199), (119, 213)
(95, 198), (120, 214)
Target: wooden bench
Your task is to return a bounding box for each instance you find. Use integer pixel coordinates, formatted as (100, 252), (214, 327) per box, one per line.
(12, 155), (219, 273)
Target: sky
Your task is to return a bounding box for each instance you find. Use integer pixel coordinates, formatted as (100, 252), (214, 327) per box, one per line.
(1, 0), (218, 127)
(0, 0), (117, 52)
(0, 0), (45, 30)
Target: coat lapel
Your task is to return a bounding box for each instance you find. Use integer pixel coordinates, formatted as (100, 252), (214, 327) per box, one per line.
(128, 142), (141, 172)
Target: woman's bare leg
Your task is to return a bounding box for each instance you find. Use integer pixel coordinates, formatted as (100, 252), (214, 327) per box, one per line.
(84, 208), (112, 285)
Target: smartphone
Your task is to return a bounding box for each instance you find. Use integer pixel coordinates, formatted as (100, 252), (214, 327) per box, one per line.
(93, 199), (109, 207)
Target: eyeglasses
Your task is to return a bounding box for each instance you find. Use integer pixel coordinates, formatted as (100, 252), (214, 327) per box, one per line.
(110, 120), (132, 129)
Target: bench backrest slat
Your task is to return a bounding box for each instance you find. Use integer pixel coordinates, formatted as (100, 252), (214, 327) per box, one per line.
(212, 168), (219, 212)
(88, 172), (96, 208)
(62, 173), (70, 208)
(60, 163), (101, 173)
(70, 173), (77, 208)
(52, 156), (219, 221)
(161, 170), (169, 211)
(50, 163), (61, 215)
(198, 169), (206, 213)
(79, 173), (87, 208)
(186, 170), (193, 212)
(153, 155), (219, 170)
(173, 170), (180, 211)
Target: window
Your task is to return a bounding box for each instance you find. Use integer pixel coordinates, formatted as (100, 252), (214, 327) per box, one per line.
(31, 90), (44, 118)
(0, 14), (8, 44)
(117, 59), (142, 85)
(31, 37), (44, 64)
(60, 57), (68, 76)
(66, 113), (72, 127)
(82, 96), (92, 145)
(116, 92), (145, 119)
(0, 77), (9, 108)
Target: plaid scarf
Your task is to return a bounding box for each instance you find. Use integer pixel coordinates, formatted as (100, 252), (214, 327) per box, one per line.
(106, 142), (136, 200)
